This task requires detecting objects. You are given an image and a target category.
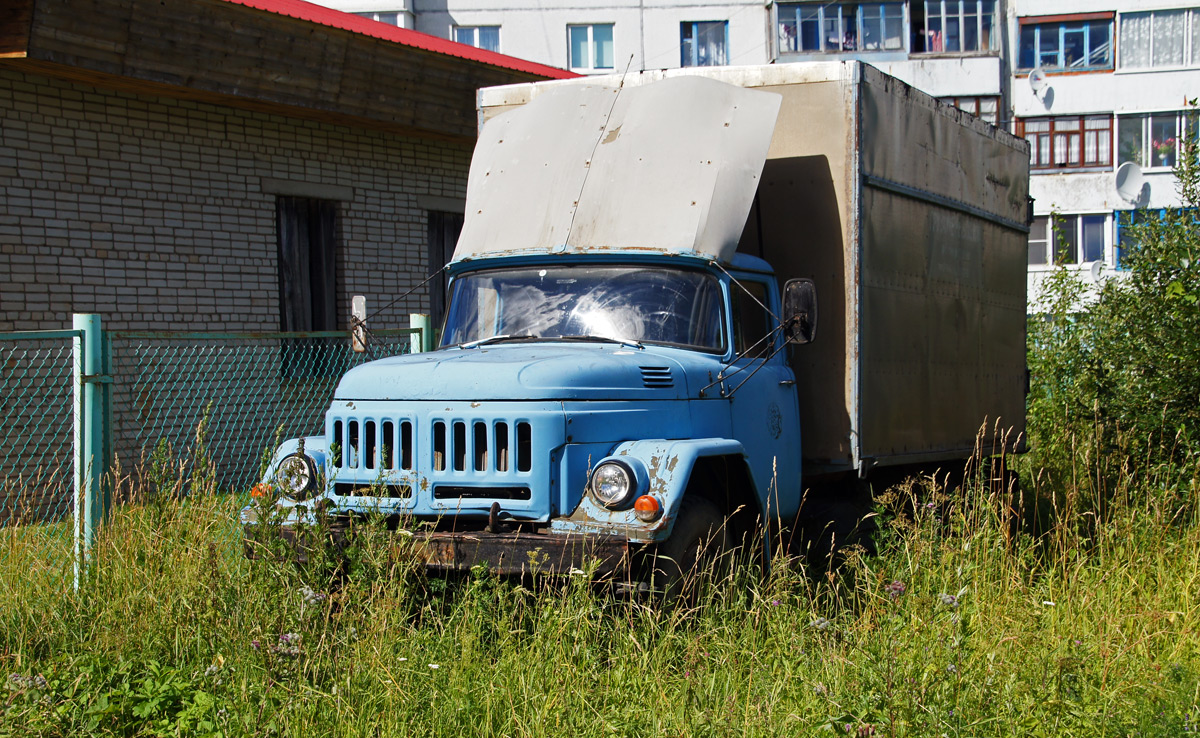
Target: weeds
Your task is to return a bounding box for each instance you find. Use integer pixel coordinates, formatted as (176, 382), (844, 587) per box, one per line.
(0, 446), (1196, 736)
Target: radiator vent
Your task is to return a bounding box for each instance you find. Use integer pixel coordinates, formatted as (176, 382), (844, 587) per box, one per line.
(332, 417), (531, 474)
(640, 366), (673, 388)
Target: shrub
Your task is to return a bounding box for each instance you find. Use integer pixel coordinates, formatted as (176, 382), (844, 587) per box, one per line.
(1029, 103), (1200, 494)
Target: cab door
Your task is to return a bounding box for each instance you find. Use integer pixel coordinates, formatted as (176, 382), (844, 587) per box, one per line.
(726, 276), (802, 520)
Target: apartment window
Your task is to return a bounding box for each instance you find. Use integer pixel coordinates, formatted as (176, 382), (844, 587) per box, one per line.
(1017, 15), (1113, 71)
(1113, 209), (1198, 267)
(1027, 216), (1049, 265)
(915, 1), (998, 53)
(1017, 115), (1112, 170)
(681, 21), (728, 66)
(1120, 9), (1200, 69)
(777, 2), (905, 54)
(568, 24), (614, 71)
(454, 26), (500, 53)
(1114, 210), (1150, 269)
(355, 11), (401, 26)
(943, 96), (999, 125)
(1118, 111), (1198, 169)
(1028, 214), (1107, 266)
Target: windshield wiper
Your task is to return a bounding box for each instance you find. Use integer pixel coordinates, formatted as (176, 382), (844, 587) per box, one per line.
(459, 334), (644, 350)
(458, 334), (541, 349)
(559, 335), (644, 349)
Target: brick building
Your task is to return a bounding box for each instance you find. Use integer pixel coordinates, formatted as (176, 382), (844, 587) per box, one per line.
(0, 0), (573, 333)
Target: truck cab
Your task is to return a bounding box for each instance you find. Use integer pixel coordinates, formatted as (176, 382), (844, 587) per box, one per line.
(247, 248), (813, 577)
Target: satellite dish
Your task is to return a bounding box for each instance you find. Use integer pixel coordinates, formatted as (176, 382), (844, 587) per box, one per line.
(1088, 260), (1104, 283)
(1029, 68), (1047, 97)
(1115, 161), (1146, 204)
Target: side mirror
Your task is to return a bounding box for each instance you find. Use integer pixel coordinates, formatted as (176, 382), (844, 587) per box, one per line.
(783, 278), (818, 345)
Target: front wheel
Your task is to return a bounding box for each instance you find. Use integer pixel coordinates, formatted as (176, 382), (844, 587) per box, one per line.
(648, 497), (729, 602)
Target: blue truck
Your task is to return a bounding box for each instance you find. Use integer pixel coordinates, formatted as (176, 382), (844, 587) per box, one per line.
(244, 63), (1030, 582)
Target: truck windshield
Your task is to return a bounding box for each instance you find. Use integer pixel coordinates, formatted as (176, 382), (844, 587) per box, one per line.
(441, 265), (725, 352)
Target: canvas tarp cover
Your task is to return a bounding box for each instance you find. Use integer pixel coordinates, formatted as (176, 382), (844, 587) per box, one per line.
(452, 76), (782, 264)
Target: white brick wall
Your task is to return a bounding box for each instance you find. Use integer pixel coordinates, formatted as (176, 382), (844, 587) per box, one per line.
(0, 68), (472, 332)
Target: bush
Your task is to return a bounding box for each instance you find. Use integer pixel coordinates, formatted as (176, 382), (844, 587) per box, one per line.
(1029, 105), (1200, 494)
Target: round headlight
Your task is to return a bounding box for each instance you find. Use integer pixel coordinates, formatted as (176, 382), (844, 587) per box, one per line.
(589, 461), (636, 508)
(274, 453), (316, 501)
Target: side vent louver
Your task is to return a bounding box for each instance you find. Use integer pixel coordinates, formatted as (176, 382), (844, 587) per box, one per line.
(640, 366), (673, 388)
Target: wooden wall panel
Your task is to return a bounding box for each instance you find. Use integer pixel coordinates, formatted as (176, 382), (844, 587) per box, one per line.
(13, 0), (547, 139)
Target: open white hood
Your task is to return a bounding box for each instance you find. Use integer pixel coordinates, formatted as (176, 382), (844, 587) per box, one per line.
(452, 75), (782, 265)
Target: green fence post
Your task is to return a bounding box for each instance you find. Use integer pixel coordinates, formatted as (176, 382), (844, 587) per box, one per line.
(410, 313), (432, 354)
(73, 313), (104, 589)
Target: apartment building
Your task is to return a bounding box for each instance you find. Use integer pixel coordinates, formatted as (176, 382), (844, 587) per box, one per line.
(1009, 0), (1200, 308)
(311, 0), (1200, 310)
(318, 1), (1006, 122)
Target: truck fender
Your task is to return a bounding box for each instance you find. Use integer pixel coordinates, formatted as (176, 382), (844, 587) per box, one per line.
(551, 438), (754, 543)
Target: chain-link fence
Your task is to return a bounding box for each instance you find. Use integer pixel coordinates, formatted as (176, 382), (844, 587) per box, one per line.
(0, 329), (82, 590)
(0, 320), (423, 590)
(106, 330), (415, 494)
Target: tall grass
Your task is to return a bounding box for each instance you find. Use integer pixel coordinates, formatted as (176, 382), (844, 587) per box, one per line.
(1, 450), (1197, 737)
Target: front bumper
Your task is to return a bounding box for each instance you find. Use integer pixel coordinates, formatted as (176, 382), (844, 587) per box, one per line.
(243, 518), (630, 576)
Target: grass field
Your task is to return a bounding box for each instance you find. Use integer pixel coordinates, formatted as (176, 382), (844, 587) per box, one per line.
(1, 453), (1197, 737)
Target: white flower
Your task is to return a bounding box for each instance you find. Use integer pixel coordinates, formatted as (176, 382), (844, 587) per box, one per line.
(429, 664), (440, 669)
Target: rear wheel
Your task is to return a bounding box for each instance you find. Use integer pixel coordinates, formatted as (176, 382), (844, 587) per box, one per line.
(649, 497), (729, 602)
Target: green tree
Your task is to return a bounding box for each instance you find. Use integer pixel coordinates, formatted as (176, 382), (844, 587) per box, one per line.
(1029, 104), (1200, 487)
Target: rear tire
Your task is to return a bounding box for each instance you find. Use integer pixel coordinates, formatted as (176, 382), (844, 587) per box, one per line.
(649, 497), (728, 603)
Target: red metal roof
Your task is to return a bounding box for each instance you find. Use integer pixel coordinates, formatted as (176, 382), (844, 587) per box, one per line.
(220, 0), (580, 80)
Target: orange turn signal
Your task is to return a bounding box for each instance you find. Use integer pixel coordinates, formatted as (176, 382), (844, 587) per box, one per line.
(633, 495), (662, 522)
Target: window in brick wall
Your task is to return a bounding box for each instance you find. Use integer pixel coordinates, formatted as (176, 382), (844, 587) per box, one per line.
(427, 210), (464, 330)
(276, 196), (339, 376)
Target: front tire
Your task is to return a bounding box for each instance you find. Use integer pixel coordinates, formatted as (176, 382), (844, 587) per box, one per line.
(649, 497), (729, 602)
